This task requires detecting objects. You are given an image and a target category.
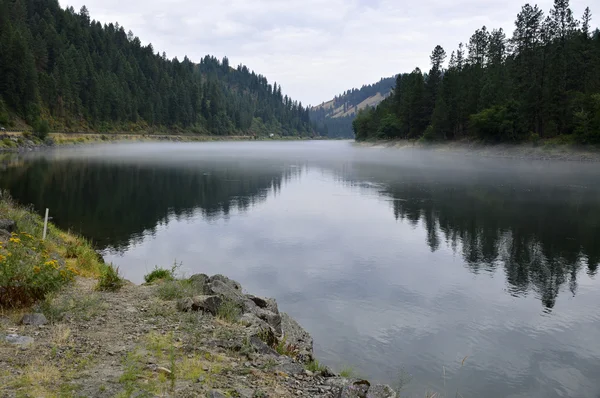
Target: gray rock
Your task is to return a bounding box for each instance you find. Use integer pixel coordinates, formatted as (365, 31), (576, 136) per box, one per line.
(206, 275), (283, 336)
(0, 229), (10, 242)
(281, 312), (313, 362)
(325, 378), (357, 388)
(249, 335), (278, 356)
(177, 295), (223, 315)
(20, 313), (48, 326)
(366, 385), (397, 398)
(339, 381), (370, 398)
(209, 274), (242, 291)
(188, 273), (210, 293)
(276, 360), (305, 375)
(235, 387), (254, 398)
(208, 391), (227, 398)
(320, 366), (337, 377)
(0, 219), (15, 233)
(5, 334), (34, 346)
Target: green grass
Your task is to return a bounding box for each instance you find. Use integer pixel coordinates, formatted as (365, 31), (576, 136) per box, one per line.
(339, 366), (356, 378)
(144, 265), (177, 284)
(216, 299), (241, 323)
(96, 264), (125, 291)
(305, 359), (326, 373)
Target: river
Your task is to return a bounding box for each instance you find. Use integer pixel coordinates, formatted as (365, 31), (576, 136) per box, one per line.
(1, 141), (600, 397)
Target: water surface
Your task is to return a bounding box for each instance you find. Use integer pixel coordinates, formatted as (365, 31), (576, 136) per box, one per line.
(1, 141), (600, 397)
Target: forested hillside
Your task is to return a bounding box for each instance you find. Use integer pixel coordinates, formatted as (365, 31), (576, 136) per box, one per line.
(354, 0), (600, 144)
(310, 77), (396, 138)
(0, 0), (313, 136)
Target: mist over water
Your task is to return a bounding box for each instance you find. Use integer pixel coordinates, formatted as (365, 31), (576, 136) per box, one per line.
(1, 141), (600, 397)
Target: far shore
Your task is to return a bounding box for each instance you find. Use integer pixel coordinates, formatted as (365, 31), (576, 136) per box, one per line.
(355, 138), (600, 162)
(0, 131), (323, 152)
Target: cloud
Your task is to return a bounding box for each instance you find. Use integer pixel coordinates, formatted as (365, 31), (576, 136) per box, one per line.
(61, 0), (592, 105)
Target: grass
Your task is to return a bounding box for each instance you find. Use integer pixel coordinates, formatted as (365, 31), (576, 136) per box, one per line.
(305, 359), (327, 373)
(144, 265), (176, 284)
(275, 337), (299, 357)
(339, 366), (357, 378)
(39, 291), (105, 323)
(96, 264), (125, 291)
(0, 190), (104, 278)
(216, 298), (242, 323)
(156, 279), (196, 300)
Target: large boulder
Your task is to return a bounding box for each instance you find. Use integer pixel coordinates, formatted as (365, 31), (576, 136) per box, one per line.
(187, 274), (284, 336)
(281, 312), (313, 362)
(0, 219), (15, 233)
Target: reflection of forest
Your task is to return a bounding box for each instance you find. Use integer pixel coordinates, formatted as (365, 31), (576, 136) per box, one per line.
(341, 165), (600, 309)
(0, 159), (294, 251)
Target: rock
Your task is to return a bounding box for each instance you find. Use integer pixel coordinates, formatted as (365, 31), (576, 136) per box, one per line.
(0, 229), (10, 242)
(366, 384), (397, 398)
(209, 274), (242, 291)
(205, 275), (283, 336)
(188, 273), (210, 293)
(177, 295), (222, 315)
(281, 313), (313, 362)
(4, 334), (34, 346)
(0, 219), (15, 233)
(208, 391), (227, 398)
(320, 366), (337, 378)
(236, 387), (254, 398)
(276, 360), (305, 375)
(339, 380), (371, 398)
(304, 369), (314, 377)
(249, 335), (278, 356)
(20, 313), (48, 326)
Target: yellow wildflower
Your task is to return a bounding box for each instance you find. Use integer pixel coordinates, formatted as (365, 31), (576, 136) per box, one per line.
(33, 266), (41, 274)
(9, 237), (20, 244)
(0, 254), (6, 262)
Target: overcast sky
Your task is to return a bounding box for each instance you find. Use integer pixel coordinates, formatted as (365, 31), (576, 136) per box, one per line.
(61, 0), (592, 106)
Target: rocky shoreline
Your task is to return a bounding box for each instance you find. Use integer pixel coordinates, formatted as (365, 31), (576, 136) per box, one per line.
(1, 262), (396, 397)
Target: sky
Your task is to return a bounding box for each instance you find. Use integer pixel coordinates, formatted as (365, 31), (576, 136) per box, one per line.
(61, 0), (592, 106)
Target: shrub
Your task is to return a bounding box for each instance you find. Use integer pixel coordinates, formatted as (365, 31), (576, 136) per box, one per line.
(0, 232), (77, 308)
(144, 265), (176, 284)
(96, 264), (124, 291)
(33, 119), (50, 140)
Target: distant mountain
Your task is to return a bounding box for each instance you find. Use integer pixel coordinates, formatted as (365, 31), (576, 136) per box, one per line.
(310, 76), (397, 138)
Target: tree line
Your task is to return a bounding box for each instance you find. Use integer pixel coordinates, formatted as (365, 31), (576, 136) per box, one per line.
(0, 0), (313, 136)
(353, 0), (600, 144)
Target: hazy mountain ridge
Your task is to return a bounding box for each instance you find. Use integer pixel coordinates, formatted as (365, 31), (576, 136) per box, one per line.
(310, 76), (396, 138)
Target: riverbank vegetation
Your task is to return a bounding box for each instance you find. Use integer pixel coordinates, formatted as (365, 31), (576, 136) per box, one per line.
(0, 191), (112, 308)
(353, 0), (600, 144)
(0, 0), (313, 137)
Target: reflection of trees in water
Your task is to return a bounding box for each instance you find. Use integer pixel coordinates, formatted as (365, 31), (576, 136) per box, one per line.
(343, 166), (600, 309)
(0, 159), (295, 251)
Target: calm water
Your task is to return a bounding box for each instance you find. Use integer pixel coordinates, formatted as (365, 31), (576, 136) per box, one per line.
(2, 141), (600, 397)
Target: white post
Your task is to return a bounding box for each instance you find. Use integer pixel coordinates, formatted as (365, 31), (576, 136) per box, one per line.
(43, 208), (49, 240)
